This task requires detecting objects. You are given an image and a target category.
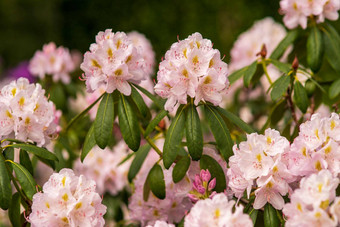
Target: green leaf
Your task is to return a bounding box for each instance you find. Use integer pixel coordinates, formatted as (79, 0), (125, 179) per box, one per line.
(144, 109), (168, 137)
(132, 83), (165, 109)
(204, 105), (233, 162)
(270, 59), (291, 74)
(264, 203), (280, 227)
(307, 25), (324, 72)
(66, 93), (104, 131)
(186, 103), (203, 160)
(294, 80), (309, 113)
(329, 79), (340, 99)
(118, 94), (141, 151)
(199, 155), (226, 192)
(19, 150), (33, 176)
(81, 124), (96, 162)
(172, 155), (191, 183)
(249, 208), (259, 225)
(228, 66), (247, 84)
(148, 164), (166, 199)
(323, 23), (340, 72)
(8, 143), (58, 161)
(130, 86), (151, 120)
(270, 75), (290, 101)
(128, 144), (151, 182)
(0, 154), (12, 210)
(143, 176), (151, 201)
(270, 30), (299, 60)
(216, 107), (255, 134)
(9, 192), (21, 227)
(163, 105), (186, 169)
(3, 146), (14, 161)
(35, 155), (56, 170)
(94, 93), (114, 149)
(243, 61), (258, 87)
(50, 83), (66, 110)
(9, 160), (37, 200)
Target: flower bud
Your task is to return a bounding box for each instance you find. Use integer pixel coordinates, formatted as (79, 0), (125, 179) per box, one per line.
(292, 56), (299, 71)
(200, 169), (211, 182)
(208, 178), (216, 191)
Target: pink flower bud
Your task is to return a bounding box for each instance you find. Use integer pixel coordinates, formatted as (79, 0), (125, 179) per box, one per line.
(208, 178), (216, 191)
(200, 169), (211, 182)
(196, 185), (206, 195)
(187, 193), (199, 203)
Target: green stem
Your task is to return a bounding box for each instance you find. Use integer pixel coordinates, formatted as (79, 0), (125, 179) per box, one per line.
(139, 125), (163, 157)
(261, 59), (273, 85)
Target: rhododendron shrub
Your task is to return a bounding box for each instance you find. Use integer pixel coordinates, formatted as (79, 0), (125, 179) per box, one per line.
(1, 2), (340, 227)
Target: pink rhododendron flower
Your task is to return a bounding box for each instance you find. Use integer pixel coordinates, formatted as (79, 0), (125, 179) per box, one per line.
(29, 42), (76, 84)
(29, 168), (107, 227)
(146, 221), (175, 227)
(184, 193), (252, 227)
(154, 32), (228, 112)
(0, 78), (60, 146)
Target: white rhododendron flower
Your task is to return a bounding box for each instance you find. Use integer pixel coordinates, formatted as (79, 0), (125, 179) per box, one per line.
(154, 32), (229, 112)
(0, 77), (60, 146)
(29, 42), (76, 84)
(29, 168), (107, 227)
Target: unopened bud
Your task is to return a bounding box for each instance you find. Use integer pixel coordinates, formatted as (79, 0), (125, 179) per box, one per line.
(200, 169), (211, 182)
(158, 119), (165, 129)
(208, 178), (216, 191)
(256, 44), (267, 58)
(292, 56), (299, 71)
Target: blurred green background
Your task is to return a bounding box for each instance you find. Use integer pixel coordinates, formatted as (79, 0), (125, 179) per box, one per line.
(0, 0), (284, 70)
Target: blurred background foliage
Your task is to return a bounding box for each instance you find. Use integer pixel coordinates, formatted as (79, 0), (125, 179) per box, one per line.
(0, 0), (284, 71)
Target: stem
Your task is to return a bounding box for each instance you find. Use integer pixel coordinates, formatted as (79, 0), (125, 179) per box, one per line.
(286, 87), (298, 126)
(139, 125), (163, 157)
(261, 59), (273, 85)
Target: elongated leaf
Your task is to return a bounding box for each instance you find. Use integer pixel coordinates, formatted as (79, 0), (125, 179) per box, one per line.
(307, 25), (324, 72)
(294, 81), (309, 113)
(204, 105), (233, 161)
(132, 83), (165, 109)
(3, 147), (14, 172)
(0, 154), (12, 210)
(228, 66), (248, 84)
(199, 155), (226, 192)
(216, 107), (255, 133)
(130, 86), (151, 120)
(8, 143), (58, 161)
(249, 208), (259, 225)
(270, 59), (291, 74)
(9, 160), (37, 200)
(128, 144), (151, 182)
(148, 164), (166, 199)
(144, 109), (168, 137)
(270, 30), (299, 60)
(329, 79), (340, 99)
(243, 61), (258, 87)
(19, 150), (33, 176)
(9, 192), (21, 227)
(186, 104), (203, 160)
(66, 93), (104, 131)
(323, 23), (340, 72)
(118, 153), (135, 166)
(264, 204), (279, 227)
(94, 93), (114, 149)
(172, 155), (191, 183)
(118, 94), (141, 151)
(81, 124), (96, 162)
(35, 155), (56, 170)
(270, 75), (290, 101)
(163, 105), (186, 169)
(143, 175), (151, 201)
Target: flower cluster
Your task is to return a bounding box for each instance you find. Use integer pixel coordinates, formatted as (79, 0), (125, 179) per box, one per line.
(283, 170), (340, 226)
(29, 168), (107, 227)
(188, 169), (216, 203)
(0, 78), (60, 146)
(280, 0), (340, 29)
(80, 29), (147, 95)
(288, 113), (340, 177)
(154, 32), (229, 112)
(74, 142), (132, 195)
(227, 128), (295, 210)
(29, 42), (76, 84)
(184, 193), (253, 227)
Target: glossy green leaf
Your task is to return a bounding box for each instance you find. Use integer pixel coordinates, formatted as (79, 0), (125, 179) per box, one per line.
(329, 79), (340, 99)
(35, 155), (56, 170)
(8, 143), (58, 161)
(163, 105), (186, 169)
(307, 25), (324, 72)
(323, 23), (340, 72)
(204, 105), (233, 162)
(294, 80), (309, 113)
(270, 30), (299, 60)
(172, 155), (191, 183)
(270, 59), (291, 74)
(264, 203), (279, 227)
(186, 104), (203, 160)
(216, 107), (255, 133)
(228, 66), (248, 84)
(132, 83), (165, 109)
(81, 124), (96, 162)
(3, 147), (14, 172)
(249, 208), (259, 225)
(19, 149), (33, 176)
(128, 144), (151, 182)
(199, 155), (226, 192)
(0, 154), (12, 210)
(243, 61), (258, 87)
(270, 75), (290, 101)
(143, 176), (151, 201)
(9, 192), (21, 227)
(130, 86), (151, 120)
(148, 164), (166, 199)
(9, 160), (37, 200)
(94, 93), (114, 149)
(118, 94), (141, 151)
(144, 109), (168, 137)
